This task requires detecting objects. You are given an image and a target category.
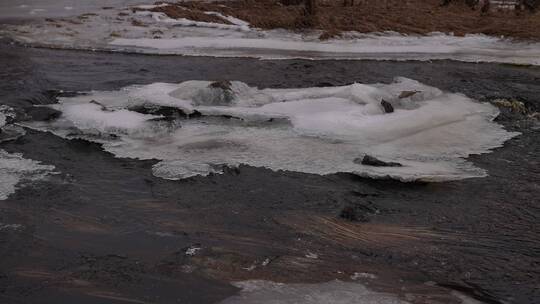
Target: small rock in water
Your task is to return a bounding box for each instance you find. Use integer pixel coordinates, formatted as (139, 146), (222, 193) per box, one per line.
(355, 155), (402, 167)
(380, 99), (394, 113)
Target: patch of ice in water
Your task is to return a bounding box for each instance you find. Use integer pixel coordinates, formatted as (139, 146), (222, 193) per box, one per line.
(220, 280), (408, 304)
(0, 150), (56, 200)
(152, 160), (233, 180)
(0, 105), (16, 128)
(0, 106), (26, 143)
(24, 78), (519, 182)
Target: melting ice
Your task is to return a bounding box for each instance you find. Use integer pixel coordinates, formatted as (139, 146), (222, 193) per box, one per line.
(0, 109), (56, 200)
(220, 280), (407, 304)
(25, 78), (519, 182)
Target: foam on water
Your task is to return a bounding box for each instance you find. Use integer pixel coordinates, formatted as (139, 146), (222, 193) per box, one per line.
(220, 280), (408, 304)
(24, 78), (518, 182)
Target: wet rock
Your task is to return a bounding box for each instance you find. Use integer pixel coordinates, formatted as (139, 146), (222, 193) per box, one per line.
(24, 106), (62, 121)
(380, 99), (394, 113)
(355, 155), (402, 167)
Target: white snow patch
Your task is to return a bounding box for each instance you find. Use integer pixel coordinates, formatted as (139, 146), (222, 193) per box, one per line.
(205, 11), (250, 29)
(220, 280), (408, 304)
(185, 246), (201, 256)
(351, 272), (378, 280)
(0, 223), (23, 231)
(23, 78), (519, 182)
(134, 11), (251, 31)
(132, 3), (170, 10)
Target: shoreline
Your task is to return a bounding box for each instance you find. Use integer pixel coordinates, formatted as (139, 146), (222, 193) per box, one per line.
(2, 1), (540, 66)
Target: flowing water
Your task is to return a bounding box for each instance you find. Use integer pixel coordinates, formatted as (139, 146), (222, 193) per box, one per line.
(0, 6), (539, 302)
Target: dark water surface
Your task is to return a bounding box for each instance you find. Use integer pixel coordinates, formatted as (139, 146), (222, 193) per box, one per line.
(0, 41), (539, 304)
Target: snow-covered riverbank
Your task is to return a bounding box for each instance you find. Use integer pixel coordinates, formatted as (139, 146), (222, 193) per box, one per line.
(2, 3), (540, 65)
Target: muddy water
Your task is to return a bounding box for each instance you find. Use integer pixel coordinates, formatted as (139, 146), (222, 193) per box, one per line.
(0, 40), (539, 304)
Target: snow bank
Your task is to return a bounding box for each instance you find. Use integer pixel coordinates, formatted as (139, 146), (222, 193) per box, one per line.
(2, 5), (540, 65)
(24, 78), (519, 182)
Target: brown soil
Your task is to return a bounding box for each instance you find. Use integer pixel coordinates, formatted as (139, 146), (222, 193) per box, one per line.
(145, 0), (540, 40)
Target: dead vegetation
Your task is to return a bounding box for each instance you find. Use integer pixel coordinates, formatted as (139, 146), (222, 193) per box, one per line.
(142, 0), (540, 40)
(134, 3), (233, 25)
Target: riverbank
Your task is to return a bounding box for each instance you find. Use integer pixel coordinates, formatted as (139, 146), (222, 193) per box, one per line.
(153, 0), (540, 40)
(2, 1), (540, 65)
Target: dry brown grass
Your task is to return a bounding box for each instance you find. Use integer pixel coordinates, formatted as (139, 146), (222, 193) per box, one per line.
(135, 3), (233, 25)
(142, 0), (540, 40)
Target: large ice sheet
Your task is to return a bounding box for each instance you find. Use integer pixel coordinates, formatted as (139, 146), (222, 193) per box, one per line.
(220, 280), (407, 304)
(109, 34), (540, 65)
(24, 78), (519, 182)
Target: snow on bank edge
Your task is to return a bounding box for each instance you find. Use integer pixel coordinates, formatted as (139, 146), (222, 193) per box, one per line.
(1, 5), (540, 65)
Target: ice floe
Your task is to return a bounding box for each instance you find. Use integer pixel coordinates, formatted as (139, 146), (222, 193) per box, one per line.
(23, 78), (519, 182)
(220, 280), (408, 304)
(2, 5), (540, 65)
(0, 150), (56, 200)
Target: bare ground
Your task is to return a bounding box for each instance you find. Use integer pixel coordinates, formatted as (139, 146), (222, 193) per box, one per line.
(144, 0), (540, 40)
